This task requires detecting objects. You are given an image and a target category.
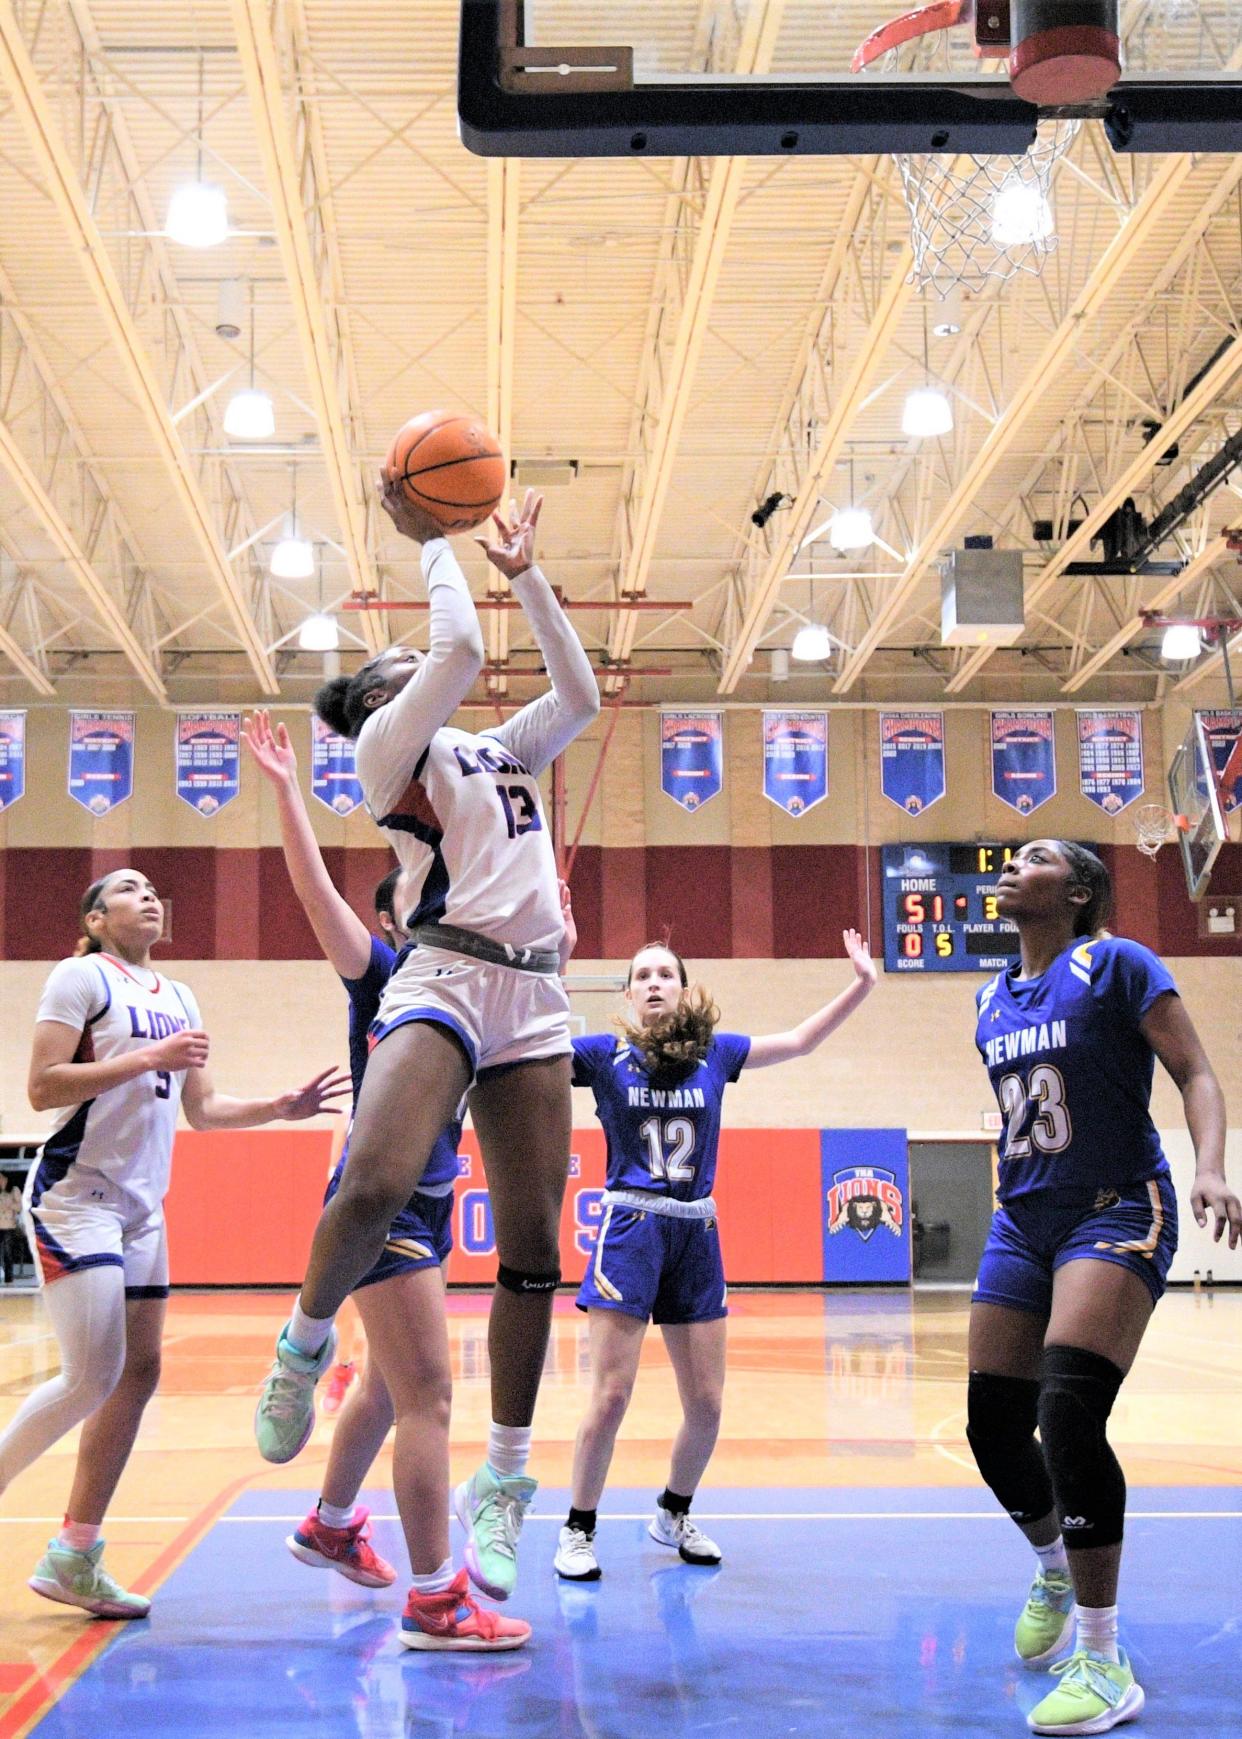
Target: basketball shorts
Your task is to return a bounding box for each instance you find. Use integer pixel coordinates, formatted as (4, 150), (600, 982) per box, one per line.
(325, 1156), (453, 1291)
(23, 1167), (169, 1299)
(577, 1193), (727, 1325)
(974, 1174), (1178, 1315)
(371, 944), (571, 1079)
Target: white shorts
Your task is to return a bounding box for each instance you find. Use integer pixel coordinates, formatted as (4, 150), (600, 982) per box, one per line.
(372, 944), (572, 1077)
(24, 1171), (169, 1298)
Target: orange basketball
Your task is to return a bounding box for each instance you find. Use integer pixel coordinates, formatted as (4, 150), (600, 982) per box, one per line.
(384, 410), (507, 535)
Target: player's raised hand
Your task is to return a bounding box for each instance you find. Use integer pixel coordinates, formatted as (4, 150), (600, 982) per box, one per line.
(378, 475), (444, 545)
(273, 1066), (352, 1122)
(558, 878), (577, 971)
(150, 1028), (211, 1072)
(843, 928), (877, 989)
(242, 708), (296, 787)
(476, 489), (543, 579)
(1190, 1172), (1242, 1249)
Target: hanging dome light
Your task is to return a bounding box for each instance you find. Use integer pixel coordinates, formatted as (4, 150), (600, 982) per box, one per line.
(791, 623), (833, 662)
(829, 506), (873, 552)
(223, 387), (275, 439)
(297, 612), (339, 652)
(270, 537), (315, 580)
(1160, 623), (1201, 662)
(165, 181), (229, 248)
(902, 386), (954, 438)
(991, 177), (1053, 248)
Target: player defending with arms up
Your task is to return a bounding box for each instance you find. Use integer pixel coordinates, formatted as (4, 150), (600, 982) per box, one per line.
(966, 841), (1238, 1735)
(255, 485), (599, 1610)
(554, 923), (876, 1582)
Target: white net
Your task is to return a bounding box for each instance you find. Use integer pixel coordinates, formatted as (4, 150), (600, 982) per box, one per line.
(1131, 802), (1175, 858)
(856, 29), (1080, 297)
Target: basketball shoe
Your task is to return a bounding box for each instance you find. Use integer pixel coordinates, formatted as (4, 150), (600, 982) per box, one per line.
(286, 1505), (396, 1588)
(29, 1540), (150, 1619)
(648, 1504), (721, 1565)
(453, 1465), (537, 1600)
(554, 1523), (601, 1581)
(322, 1360), (356, 1417)
(399, 1569), (530, 1652)
(1027, 1648), (1144, 1734)
(254, 1323), (337, 1463)
(1015, 1567), (1076, 1665)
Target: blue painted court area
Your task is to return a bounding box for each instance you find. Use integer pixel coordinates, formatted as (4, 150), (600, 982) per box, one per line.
(31, 1486), (1242, 1738)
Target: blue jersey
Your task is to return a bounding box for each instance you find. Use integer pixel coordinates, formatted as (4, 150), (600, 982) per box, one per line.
(571, 1032), (751, 1202)
(341, 936), (459, 1194)
(975, 935), (1176, 1207)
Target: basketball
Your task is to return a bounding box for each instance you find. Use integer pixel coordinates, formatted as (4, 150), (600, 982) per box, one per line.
(384, 410), (507, 535)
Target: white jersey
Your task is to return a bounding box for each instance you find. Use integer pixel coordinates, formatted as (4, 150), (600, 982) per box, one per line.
(355, 540), (598, 954)
(30, 953), (201, 1214)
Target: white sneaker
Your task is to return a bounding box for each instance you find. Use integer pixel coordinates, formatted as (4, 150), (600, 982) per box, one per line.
(648, 1504), (721, 1565)
(554, 1523), (601, 1581)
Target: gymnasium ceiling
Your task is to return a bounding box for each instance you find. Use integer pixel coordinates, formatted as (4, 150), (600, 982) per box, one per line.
(0, 0), (1240, 712)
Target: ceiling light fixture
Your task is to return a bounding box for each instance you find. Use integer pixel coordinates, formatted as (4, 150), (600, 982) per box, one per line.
(272, 462), (313, 577)
(297, 612), (339, 652)
(1160, 623), (1202, 662)
(166, 58), (228, 248)
(223, 282), (274, 438)
(791, 622), (832, 662)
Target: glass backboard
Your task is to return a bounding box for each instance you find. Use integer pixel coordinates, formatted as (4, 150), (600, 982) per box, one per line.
(1169, 712), (1231, 901)
(460, 0), (1242, 158)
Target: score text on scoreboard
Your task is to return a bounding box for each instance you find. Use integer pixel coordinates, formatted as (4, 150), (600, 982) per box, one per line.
(881, 843), (1021, 974)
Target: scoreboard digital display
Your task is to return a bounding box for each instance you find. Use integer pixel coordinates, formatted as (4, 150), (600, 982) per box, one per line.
(881, 843), (1021, 974)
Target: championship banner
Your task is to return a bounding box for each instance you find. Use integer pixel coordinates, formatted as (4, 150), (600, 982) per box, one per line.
(990, 709), (1056, 815)
(175, 712), (241, 816)
(0, 710), (26, 812)
(762, 709), (828, 817)
(311, 716), (365, 815)
(1076, 709), (1144, 814)
(660, 709), (723, 812)
(878, 711), (945, 815)
(68, 710), (134, 816)
(1197, 710), (1242, 814)
(821, 1128), (911, 1284)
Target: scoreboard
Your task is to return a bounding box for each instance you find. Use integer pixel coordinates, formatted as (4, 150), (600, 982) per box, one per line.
(881, 843), (1021, 974)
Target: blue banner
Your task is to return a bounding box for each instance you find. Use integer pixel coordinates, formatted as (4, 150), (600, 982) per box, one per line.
(660, 710), (723, 812)
(311, 715), (365, 815)
(763, 710), (828, 817)
(1197, 710), (1242, 814)
(68, 710), (134, 816)
(1076, 709), (1144, 814)
(990, 709), (1056, 815)
(176, 712), (240, 816)
(821, 1128), (911, 1284)
(0, 710), (25, 812)
(879, 711), (945, 815)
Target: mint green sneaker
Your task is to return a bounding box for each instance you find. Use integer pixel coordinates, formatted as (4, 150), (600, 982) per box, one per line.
(254, 1323), (337, 1464)
(453, 1465), (537, 1601)
(29, 1540), (150, 1619)
(1015, 1567), (1075, 1665)
(1027, 1648), (1145, 1735)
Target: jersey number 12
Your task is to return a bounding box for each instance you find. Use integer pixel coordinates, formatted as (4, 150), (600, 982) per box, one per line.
(638, 1116), (696, 1183)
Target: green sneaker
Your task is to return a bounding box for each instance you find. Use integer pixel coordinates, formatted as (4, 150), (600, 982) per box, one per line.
(254, 1322), (337, 1464)
(1015, 1567), (1075, 1665)
(1027, 1648), (1145, 1735)
(29, 1540), (150, 1619)
(453, 1465), (537, 1601)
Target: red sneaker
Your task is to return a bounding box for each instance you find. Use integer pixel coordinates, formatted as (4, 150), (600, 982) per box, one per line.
(322, 1361), (356, 1417)
(285, 1506), (396, 1588)
(399, 1569), (531, 1652)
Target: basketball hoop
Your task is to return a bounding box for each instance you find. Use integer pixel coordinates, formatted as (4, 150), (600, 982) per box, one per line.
(1131, 803), (1185, 859)
(852, 3), (1081, 297)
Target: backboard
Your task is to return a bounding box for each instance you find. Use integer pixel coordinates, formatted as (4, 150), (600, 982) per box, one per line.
(1168, 712), (1232, 901)
(459, 1), (1242, 158)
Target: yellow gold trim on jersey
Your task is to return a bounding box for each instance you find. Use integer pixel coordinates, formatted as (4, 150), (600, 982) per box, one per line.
(385, 1237), (434, 1261)
(592, 1204), (624, 1302)
(1069, 941), (1096, 987)
(1092, 1179), (1163, 1261)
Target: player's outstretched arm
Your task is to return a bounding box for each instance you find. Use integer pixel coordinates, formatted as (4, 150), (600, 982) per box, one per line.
(557, 878), (577, 974)
(1141, 992), (1240, 1249)
(743, 929), (877, 1070)
(180, 1062), (351, 1131)
(479, 491), (600, 776)
(242, 709), (372, 980)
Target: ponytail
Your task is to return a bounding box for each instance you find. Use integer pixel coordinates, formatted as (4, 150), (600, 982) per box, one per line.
(76, 875), (111, 954)
(617, 985), (721, 1078)
(314, 662), (392, 741)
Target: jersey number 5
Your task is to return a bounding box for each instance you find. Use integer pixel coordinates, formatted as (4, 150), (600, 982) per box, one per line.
(998, 1065), (1071, 1158)
(154, 1070), (171, 1100)
(638, 1116), (696, 1183)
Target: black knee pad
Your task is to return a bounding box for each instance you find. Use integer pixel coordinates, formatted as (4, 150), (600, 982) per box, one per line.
(497, 1264), (561, 1295)
(966, 1371), (1055, 1525)
(1037, 1344), (1126, 1551)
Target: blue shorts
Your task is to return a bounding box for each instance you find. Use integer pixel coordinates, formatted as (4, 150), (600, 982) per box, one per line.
(975, 1174), (1178, 1316)
(324, 1160), (453, 1292)
(576, 1202), (727, 1326)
